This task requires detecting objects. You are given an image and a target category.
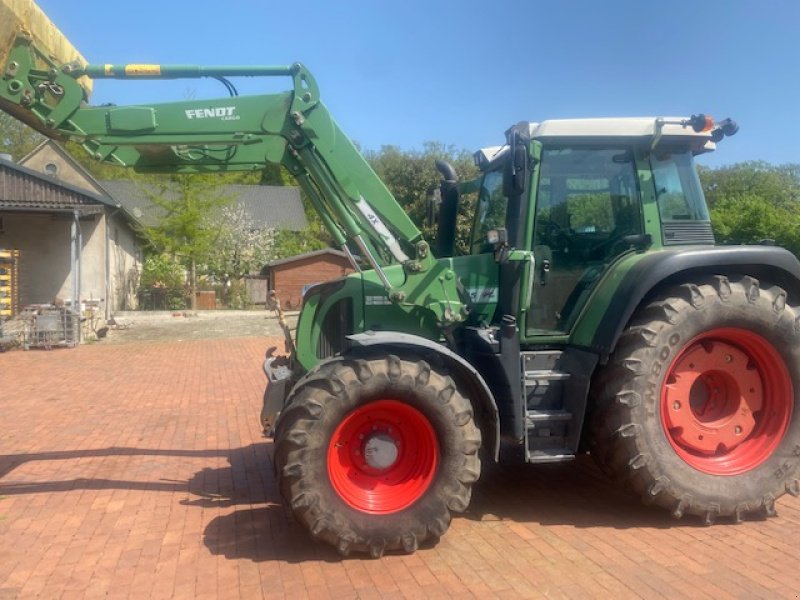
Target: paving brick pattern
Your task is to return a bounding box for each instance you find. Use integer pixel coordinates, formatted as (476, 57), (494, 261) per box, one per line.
(1, 336), (799, 599)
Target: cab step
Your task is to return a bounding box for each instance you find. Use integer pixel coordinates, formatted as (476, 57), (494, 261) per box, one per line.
(520, 350), (597, 464)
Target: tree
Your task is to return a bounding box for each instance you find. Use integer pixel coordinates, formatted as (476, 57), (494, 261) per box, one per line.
(0, 113), (44, 159)
(139, 175), (232, 309)
(269, 143), (480, 261)
(710, 194), (800, 254)
(366, 142), (479, 255)
(205, 204), (275, 307)
(271, 216), (331, 259)
(699, 161), (800, 209)
(138, 253), (186, 310)
(698, 162), (800, 257)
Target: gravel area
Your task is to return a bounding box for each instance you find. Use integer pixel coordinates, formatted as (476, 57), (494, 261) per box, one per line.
(98, 310), (298, 345)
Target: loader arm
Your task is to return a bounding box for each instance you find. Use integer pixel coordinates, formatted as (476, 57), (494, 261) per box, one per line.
(0, 28), (467, 327)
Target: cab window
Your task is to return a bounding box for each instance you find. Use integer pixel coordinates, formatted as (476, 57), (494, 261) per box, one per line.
(470, 170), (507, 254)
(652, 150), (709, 221)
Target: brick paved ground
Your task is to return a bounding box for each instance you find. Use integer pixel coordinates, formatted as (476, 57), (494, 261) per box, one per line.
(1, 336), (799, 599)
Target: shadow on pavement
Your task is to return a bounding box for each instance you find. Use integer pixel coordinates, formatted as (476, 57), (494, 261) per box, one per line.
(464, 456), (683, 529)
(1, 441), (717, 564)
(199, 447), (717, 563)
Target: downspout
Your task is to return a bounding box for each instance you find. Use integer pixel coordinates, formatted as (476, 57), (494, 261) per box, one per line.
(70, 215), (76, 310)
(73, 210), (82, 343)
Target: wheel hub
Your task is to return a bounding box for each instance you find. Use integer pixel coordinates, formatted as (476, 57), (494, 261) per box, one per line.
(327, 399), (438, 514)
(660, 328), (793, 475)
(664, 340), (760, 455)
(363, 432), (399, 470)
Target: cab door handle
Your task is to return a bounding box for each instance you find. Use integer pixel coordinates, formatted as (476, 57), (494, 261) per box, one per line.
(540, 259), (551, 286)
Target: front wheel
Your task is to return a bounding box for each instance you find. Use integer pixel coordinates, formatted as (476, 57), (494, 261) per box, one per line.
(590, 275), (800, 522)
(273, 354), (481, 556)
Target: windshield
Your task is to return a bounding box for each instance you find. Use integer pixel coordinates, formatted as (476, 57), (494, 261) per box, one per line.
(470, 170), (507, 254)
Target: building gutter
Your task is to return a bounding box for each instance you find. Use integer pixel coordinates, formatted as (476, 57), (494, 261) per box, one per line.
(71, 209), (82, 343)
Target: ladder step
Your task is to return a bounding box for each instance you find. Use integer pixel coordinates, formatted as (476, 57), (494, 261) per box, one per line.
(526, 449), (576, 463)
(526, 409), (572, 424)
(524, 370), (571, 382)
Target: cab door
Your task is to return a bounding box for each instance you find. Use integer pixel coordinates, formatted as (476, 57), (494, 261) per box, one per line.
(525, 146), (644, 336)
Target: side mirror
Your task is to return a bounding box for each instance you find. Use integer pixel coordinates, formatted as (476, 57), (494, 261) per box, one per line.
(621, 233), (652, 250)
(503, 136), (529, 196)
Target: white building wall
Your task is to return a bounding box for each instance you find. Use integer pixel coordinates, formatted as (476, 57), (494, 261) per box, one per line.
(0, 211), (112, 311)
(0, 212), (71, 305)
(79, 213), (106, 305)
(108, 213), (142, 310)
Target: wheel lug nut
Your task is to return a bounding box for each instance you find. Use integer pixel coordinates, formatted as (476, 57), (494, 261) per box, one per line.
(734, 425), (742, 435)
(724, 354), (733, 363)
(673, 401), (681, 410)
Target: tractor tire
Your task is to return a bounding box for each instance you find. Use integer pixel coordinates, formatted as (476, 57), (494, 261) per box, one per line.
(273, 354), (481, 556)
(589, 275), (800, 522)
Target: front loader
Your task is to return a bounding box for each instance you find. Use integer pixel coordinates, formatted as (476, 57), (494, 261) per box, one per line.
(3, 0), (800, 557)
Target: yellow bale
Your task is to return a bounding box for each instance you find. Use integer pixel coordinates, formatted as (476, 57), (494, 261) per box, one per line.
(0, 0), (92, 95)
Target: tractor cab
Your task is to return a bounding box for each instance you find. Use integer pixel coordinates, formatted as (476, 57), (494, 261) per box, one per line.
(467, 115), (737, 336)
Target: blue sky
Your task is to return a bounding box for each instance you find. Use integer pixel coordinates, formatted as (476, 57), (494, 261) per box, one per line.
(36, 0), (800, 167)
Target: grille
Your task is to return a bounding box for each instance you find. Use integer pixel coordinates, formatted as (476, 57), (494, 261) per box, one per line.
(316, 298), (352, 359)
(662, 221), (715, 246)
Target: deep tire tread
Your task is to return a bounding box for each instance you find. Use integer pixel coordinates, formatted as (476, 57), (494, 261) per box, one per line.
(274, 354), (481, 555)
(589, 275), (800, 522)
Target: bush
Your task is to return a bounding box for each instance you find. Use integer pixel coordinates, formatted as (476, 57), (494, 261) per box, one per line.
(138, 254), (187, 310)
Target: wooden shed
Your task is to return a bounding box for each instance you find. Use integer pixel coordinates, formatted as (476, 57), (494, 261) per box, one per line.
(261, 249), (354, 310)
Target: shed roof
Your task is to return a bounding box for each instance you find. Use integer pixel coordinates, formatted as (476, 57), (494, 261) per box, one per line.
(261, 248), (349, 273)
(0, 155), (108, 214)
(99, 180), (307, 230)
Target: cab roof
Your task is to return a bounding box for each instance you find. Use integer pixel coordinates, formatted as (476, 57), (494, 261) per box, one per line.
(529, 117), (716, 151)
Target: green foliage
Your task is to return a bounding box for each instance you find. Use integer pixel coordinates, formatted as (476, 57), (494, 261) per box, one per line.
(139, 175), (231, 262)
(711, 195), (800, 252)
(272, 218), (331, 259)
(137, 175), (233, 308)
(699, 161), (800, 209)
(699, 162), (800, 256)
(567, 194), (614, 232)
(139, 253), (187, 310)
(366, 142), (479, 255)
(0, 113), (44, 160)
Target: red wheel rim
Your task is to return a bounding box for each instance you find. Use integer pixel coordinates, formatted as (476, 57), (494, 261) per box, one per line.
(327, 400), (438, 514)
(661, 327), (793, 475)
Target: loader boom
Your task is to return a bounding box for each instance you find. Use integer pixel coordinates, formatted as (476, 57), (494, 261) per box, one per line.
(0, 26), (467, 327)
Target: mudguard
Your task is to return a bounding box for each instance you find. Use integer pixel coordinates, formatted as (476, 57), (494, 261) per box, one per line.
(587, 245), (800, 360)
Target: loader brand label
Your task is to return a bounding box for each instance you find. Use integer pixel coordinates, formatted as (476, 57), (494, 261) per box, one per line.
(184, 107), (240, 121)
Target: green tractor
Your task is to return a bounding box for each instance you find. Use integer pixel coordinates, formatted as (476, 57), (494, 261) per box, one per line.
(267, 115), (800, 555)
(3, 0), (799, 557)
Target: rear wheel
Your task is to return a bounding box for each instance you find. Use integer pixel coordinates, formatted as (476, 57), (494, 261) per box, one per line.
(590, 275), (800, 522)
(273, 354), (481, 556)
